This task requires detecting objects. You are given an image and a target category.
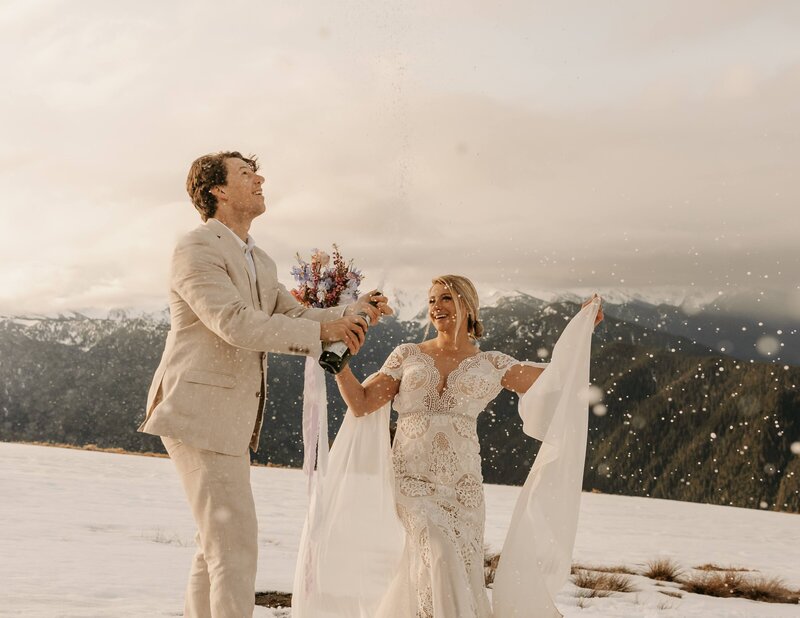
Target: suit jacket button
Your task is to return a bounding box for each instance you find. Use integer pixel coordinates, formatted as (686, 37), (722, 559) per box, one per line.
(256, 391), (261, 398)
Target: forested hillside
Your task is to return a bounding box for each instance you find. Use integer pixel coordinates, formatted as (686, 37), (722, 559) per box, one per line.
(1, 298), (797, 512)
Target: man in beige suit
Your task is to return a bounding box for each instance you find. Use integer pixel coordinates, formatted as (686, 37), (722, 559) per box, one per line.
(139, 151), (389, 617)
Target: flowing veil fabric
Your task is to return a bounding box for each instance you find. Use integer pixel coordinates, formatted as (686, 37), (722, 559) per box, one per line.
(293, 300), (598, 617)
(492, 299), (599, 617)
(292, 388), (405, 618)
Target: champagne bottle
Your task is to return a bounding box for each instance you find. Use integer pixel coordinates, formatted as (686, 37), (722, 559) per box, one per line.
(319, 294), (380, 374)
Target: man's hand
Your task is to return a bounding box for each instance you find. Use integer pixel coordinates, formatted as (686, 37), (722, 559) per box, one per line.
(345, 290), (394, 325)
(320, 315), (369, 354)
(581, 294), (604, 328)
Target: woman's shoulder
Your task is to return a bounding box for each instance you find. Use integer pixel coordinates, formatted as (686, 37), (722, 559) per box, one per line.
(392, 342), (418, 356)
(379, 343), (418, 379)
(383, 342), (419, 365)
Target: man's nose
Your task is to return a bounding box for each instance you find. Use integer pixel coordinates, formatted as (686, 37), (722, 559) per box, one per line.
(255, 174), (265, 185)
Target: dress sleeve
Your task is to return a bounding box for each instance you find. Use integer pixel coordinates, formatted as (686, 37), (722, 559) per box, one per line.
(378, 344), (409, 381)
(487, 351), (519, 379)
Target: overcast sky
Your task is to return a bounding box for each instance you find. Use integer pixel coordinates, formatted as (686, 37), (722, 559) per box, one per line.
(0, 0), (798, 318)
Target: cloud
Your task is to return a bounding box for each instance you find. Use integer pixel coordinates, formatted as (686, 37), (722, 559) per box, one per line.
(0, 1), (797, 319)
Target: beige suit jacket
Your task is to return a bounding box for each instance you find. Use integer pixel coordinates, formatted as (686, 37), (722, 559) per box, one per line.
(138, 218), (345, 455)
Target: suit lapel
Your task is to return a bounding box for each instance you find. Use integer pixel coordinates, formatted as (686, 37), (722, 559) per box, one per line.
(205, 219), (260, 307)
(253, 249), (271, 310)
(253, 247), (280, 312)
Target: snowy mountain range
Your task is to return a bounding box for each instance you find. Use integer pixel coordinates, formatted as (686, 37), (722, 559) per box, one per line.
(4, 287), (796, 364)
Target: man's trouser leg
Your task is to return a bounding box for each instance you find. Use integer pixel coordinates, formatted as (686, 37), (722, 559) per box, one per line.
(163, 437), (257, 618)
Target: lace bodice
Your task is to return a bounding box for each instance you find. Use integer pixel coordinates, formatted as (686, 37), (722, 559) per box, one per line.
(379, 343), (517, 420)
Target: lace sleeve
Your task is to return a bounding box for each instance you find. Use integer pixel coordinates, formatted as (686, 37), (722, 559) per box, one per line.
(487, 351), (519, 379)
(379, 344), (410, 381)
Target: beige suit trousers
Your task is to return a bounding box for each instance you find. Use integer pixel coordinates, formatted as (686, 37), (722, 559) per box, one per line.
(163, 437), (257, 618)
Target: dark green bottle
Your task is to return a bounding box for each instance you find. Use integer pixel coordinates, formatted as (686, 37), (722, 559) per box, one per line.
(319, 295), (380, 374)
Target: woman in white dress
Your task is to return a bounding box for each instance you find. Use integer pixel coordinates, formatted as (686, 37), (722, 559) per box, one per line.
(333, 274), (603, 617)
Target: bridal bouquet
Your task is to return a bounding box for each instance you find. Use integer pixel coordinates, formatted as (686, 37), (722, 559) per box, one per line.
(290, 245), (363, 485)
(290, 244), (363, 308)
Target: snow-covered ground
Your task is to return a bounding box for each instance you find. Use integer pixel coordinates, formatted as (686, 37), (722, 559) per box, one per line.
(1, 442), (798, 617)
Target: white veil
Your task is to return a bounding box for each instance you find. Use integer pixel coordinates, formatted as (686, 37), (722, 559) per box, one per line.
(292, 390), (405, 618)
(492, 298), (599, 617)
(293, 299), (599, 617)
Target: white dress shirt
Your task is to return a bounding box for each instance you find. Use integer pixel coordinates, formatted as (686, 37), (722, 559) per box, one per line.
(217, 220), (257, 280)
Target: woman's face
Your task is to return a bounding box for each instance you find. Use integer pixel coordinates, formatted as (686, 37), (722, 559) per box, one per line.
(428, 282), (462, 334)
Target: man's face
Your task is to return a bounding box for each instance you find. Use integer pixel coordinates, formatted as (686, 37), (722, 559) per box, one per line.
(218, 157), (265, 218)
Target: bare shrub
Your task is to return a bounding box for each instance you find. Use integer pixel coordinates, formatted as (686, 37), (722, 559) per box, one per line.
(644, 558), (683, 582)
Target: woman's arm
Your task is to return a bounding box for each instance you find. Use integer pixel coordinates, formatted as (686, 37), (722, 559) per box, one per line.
(501, 364), (545, 395)
(334, 365), (401, 416)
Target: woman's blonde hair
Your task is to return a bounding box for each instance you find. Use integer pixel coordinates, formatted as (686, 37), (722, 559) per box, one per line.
(429, 274), (484, 339)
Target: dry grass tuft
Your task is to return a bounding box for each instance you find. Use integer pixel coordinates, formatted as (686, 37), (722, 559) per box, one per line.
(644, 558), (683, 582)
(573, 569), (636, 595)
(681, 572), (799, 604)
(479, 552), (797, 606)
(483, 552), (500, 588)
(576, 588), (612, 600)
(255, 591), (292, 608)
(571, 563), (636, 575)
(484, 551), (501, 586)
(681, 571), (745, 598)
(694, 563), (752, 572)
(24, 441), (169, 458)
(736, 577), (800, 604)
(487, 554), (639, 589)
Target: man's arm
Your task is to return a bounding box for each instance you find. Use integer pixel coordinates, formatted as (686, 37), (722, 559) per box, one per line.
(272, 281), (347, 322)
(273, 285), (391, 325)
(173, 235), (324, 355)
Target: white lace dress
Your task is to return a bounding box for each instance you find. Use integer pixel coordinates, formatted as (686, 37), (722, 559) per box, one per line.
(375, 343), (518, 618)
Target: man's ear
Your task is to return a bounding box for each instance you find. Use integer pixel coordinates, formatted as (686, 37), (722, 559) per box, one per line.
(210, 185), (226, 200)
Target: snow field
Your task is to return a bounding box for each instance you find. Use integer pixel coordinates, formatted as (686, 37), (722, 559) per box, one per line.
(1, 443), (798, 617)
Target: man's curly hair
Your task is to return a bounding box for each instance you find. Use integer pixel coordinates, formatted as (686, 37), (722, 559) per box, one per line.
(185, 151), (259, 221)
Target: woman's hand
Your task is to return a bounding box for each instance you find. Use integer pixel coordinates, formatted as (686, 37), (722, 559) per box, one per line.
(345, 290), (394, 325)
(581, 294), (604, 328)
